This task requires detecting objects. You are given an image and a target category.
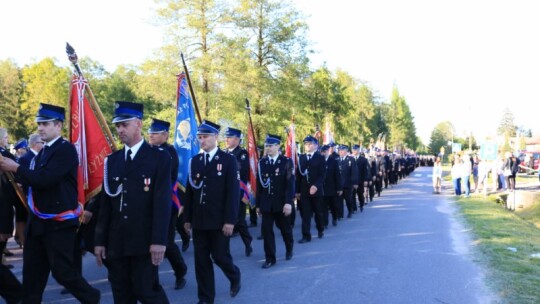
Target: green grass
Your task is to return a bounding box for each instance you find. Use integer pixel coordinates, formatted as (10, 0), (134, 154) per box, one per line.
(516, 174), (539, 184)
(457, 196), (540, 303)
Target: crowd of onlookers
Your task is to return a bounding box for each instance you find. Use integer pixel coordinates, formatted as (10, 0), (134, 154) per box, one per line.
(442, 152), (523, 196)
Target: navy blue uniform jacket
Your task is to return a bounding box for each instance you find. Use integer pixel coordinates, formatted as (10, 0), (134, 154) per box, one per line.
(95, 141), (172, 257)
(323, 155), (342, 196)
(184, 149), (240, 230)
(355, 156), (371, 183)
(256, 155), (295, 213)
(337, 155), (358, 188)
(296, 152), (325, 197)
(15, 139), (80, 236)
(17, 150), (36, 193)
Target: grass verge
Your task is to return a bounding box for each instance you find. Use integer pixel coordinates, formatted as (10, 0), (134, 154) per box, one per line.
(456, 195), (540, 303)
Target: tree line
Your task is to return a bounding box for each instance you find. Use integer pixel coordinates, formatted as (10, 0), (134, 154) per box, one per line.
(0, 0), (418, 151)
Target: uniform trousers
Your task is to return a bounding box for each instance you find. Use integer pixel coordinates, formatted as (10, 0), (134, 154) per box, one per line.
(176, 215), (191, 249)
(369, 182), (375, 200)
(356, 186), (365, 211)
(23, 226), (100, 304)
(322, 196), (339, 225)
(192, 229), (241, 303)
(376, 176), (383, 195)
(299, 195), (324, 239)
(107, 254), (169, 304)
(0, 259), (22, 304)
(234, 202), (253, 249)
(249, 207), (258, 226)
(342, 188), (355, 216)
(262, 211), (293, 263)
(165, 210), (187, 279)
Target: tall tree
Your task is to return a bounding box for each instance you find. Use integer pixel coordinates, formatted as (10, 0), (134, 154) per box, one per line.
(497, 107), (517, 137)
(229, 0), (310, 139)
(155, 0), (229, 117)
(0, 59), (27, 139)
(429, 121), (454, 156)
(20, 58), (70, 133)
(387, 86), (417, 150)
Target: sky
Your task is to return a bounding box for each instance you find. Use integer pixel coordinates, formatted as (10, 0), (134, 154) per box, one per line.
(1, 0), (539, 144)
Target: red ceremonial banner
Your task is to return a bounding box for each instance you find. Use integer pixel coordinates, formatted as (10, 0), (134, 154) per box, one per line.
(285, 123), (297, 171)
(70, 76), (112, 204)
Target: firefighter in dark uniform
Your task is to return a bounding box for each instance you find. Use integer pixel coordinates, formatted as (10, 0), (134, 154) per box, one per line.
(352, 145), (370, 212)
(0, 127), (23, 304)
(296, 135), (326, 243)
(383, 150), (392, 188)
(224, 127), (253, 257)
(183, 120), (241, 304)
(320, 144), (342, 227)
(0, 104), (100, 304)
(368, 153), (378, 202)
(337, 145), (359, 218)
(94, 102), (171, 303)
(256, 134), (295, 268)
(148, 118), (188, 290)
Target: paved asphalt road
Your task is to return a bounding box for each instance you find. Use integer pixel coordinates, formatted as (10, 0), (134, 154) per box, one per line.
(5, 166), (497, 304)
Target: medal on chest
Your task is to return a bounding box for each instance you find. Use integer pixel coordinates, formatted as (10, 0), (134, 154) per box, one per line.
(144, 178), (151, 192)
(217, 163), (222, 176)
(275, 167), (279, 176)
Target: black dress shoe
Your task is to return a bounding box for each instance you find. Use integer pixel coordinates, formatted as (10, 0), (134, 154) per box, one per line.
(60, 288), (70, 295)
(3, 248), (14, 257)
(347, 213), (352, 218)
(285, 251), (293, 260)
(298, 238), (311, 244)
(175, 278), (186, 290)
(245, 245), (253, 257)
(262, 261), (276, 269)
(318, 231), (324, 239)
(230, 282), (241, 297)
(257, 235), (263, 240)
(332, 219), (337, 226)
(250, 222), (257, 227)
(181, 242), (189, 252)
(4, 264), (14, 269)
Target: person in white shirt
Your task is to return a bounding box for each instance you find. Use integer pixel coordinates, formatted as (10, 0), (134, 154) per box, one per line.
(451, 157), (463, 196)
(432, 157), (442, 194)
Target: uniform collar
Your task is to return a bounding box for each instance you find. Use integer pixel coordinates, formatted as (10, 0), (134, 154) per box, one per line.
(205, 146), (219, 162)
(125, 138), (144, 160)
(46, 136), (61, 147)
(268, 154), (279, 163)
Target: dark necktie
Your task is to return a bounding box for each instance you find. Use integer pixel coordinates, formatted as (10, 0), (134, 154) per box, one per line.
(270, 159), (274, 166)
(307, 154), (311, 161)
(205, 153), (210, 166)
(40, 145), (48, 159)
(126, 149), (132, 166)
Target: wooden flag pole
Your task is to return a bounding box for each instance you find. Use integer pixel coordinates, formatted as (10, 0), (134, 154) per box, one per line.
(245, 98), (257, 144)
(66, 42), (117, 152)
(181, 53), (202, 124)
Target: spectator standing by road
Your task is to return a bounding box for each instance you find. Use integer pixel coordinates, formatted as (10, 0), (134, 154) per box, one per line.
(451, 158), (463, 196)
(461, 155), (472, 197)
(472, 155), (480, 192)
(432, 157), (442, 194)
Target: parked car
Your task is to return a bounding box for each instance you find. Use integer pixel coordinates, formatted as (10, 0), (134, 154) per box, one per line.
(518, 152), (540, 174)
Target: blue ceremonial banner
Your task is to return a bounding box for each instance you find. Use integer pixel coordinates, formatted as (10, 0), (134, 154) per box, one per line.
(174, 72), (199, 190)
